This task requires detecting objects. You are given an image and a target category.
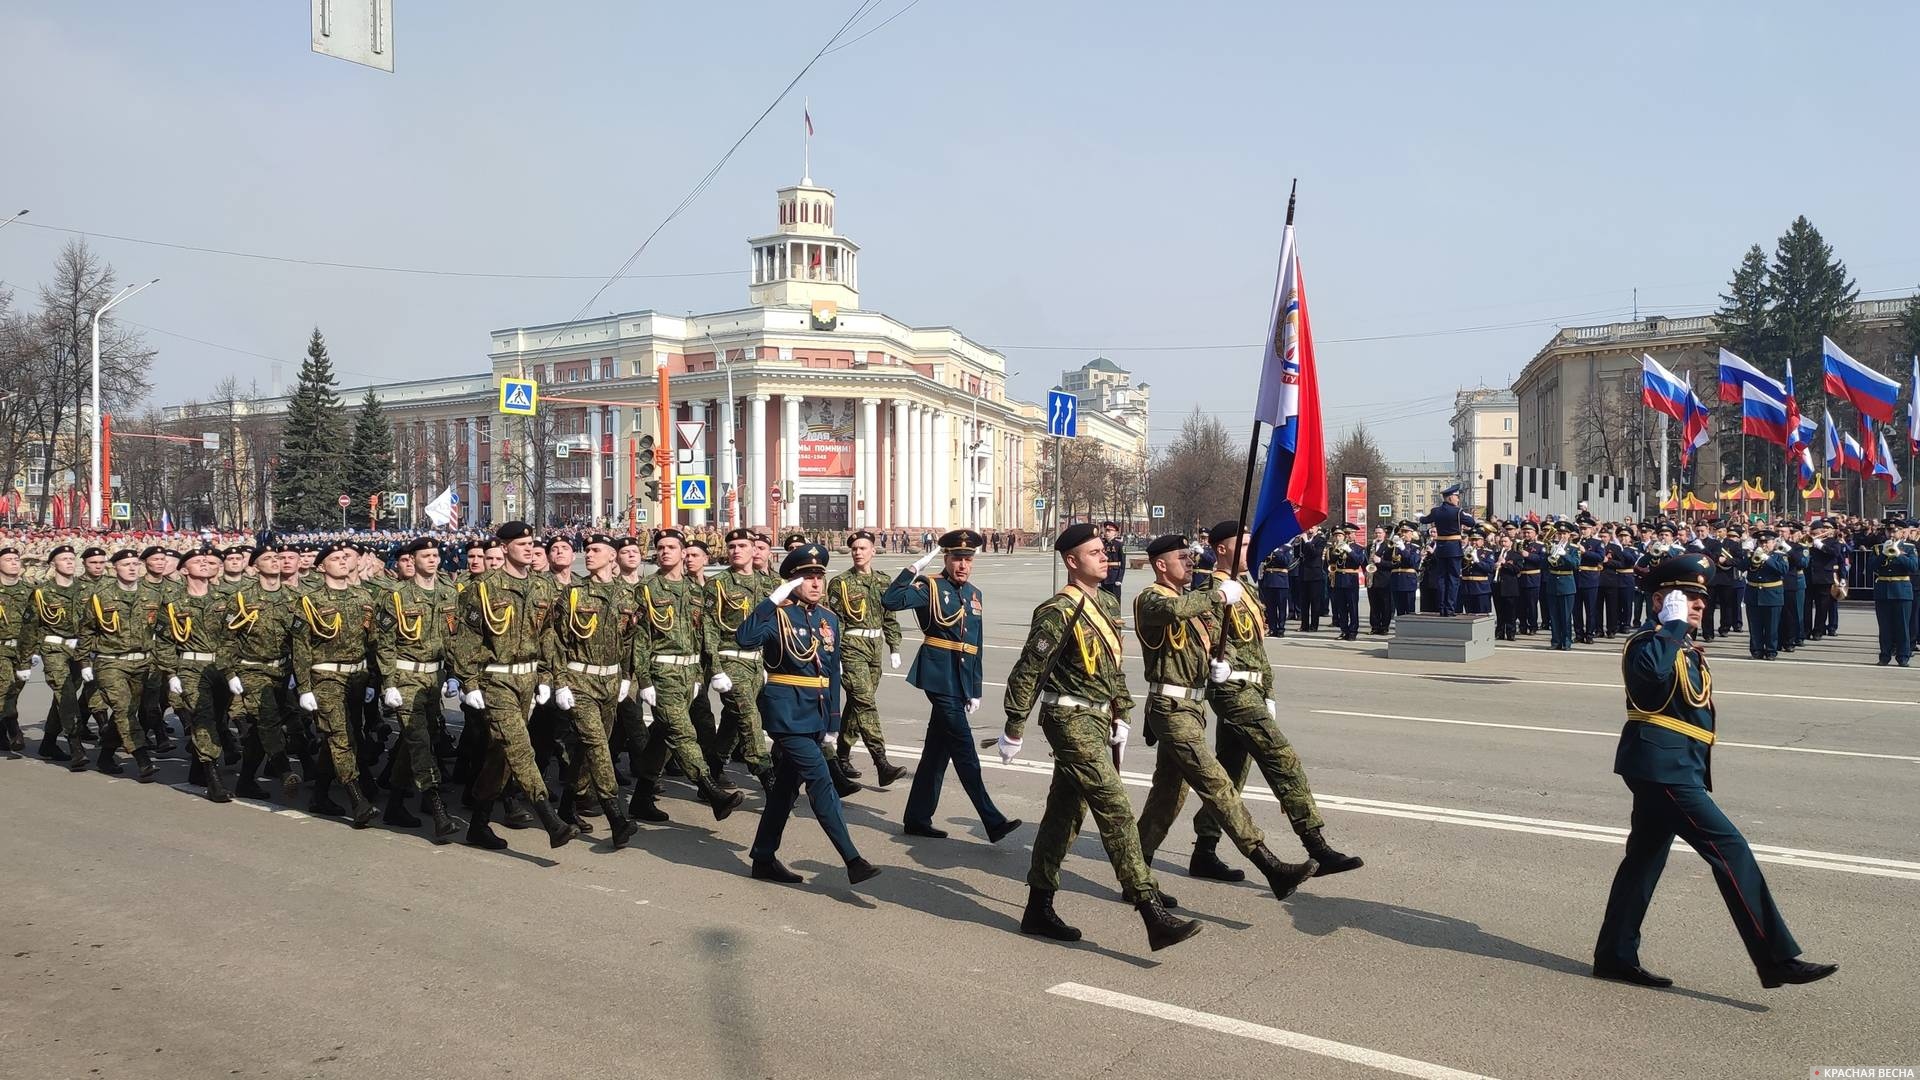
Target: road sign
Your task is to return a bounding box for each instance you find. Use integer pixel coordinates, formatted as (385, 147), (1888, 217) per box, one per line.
(388, 493), (410, 508)
(110, 502), (130, 522)
(1151, 505), (1166, 519)
(1377, 504), (1392, 519)
(676, 475), (712, 510)
(676, 448), (695, 466)
(1046, 390), (1078, 438)
(555, 443), (571, 459)
(1034, 497), (1047, 510)
(201, 432), (220, 450)
(676, 421), (706, 448)
(498, 378), (538, 415)
(337, 494), (350, 508)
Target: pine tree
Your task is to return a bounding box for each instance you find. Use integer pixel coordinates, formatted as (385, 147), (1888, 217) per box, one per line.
(1899, 288), (1920, 363)
(345, 390), (395, 527)
(1768, 216), (1859, 367)
(1715, 244), (1775, 366)
(271, 328), (348, 528)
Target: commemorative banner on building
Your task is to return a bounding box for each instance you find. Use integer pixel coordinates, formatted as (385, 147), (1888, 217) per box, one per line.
(799, 397), (856, 477)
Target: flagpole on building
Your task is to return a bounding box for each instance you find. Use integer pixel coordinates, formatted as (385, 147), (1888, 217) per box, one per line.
(1226, 179), (1296, 616)
(802, 97), (811, 184)
(1658, 411), (1668, 514)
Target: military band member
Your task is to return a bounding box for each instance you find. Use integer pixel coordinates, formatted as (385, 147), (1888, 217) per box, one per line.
(1291, 526), (1328, 633)
(154, 545), (234, 802)
(1492, 533), (1522, 640)
(1593, 554), (1837, 990)
(29, 544), (85, 760)
(703, 528), (778, 792)
(1545, 523), (1580, 650)
(1459, 529), (1493, 616)
(825, 529), (908, 787)
(1781, 524), (1808, 651)
(1002, 523), (1201, 951)
(371, 536), (460, 839)
(224, 547), (302, 800)
(739, 543), (880, 886)
(1327, 523), (1365, 639)
(1132, 534), (1318, 899)
(1388, 521), (1421, 615)
(543, 533), (641, 849)
(882, 528), (1019, 842)
(1258, 544), (1292, 638)
(291, 539), (381, 828)
(1519, 524), (1546, 634)
(1742, 530), (1787, 661)
(78, 549), (163, 780)
(1417, 484), (1476, 616)
(1871, 529), (1916, 666)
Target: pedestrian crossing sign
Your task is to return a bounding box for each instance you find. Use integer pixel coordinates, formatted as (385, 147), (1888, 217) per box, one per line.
(498, 378), (538, 415)
(675, 475), (712, 510)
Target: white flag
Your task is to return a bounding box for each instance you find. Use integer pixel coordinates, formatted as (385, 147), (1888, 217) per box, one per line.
(423, 486), (458, 528)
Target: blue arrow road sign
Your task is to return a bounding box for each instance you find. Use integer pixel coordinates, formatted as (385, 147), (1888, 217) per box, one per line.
(1047, 390), (1078, 437)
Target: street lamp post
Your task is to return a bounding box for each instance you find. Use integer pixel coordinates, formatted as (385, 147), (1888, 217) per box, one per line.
(90, 278), (158, 527)
(0, 209), (28, 232)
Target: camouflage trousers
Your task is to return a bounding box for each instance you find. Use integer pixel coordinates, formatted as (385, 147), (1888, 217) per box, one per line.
(643, 664), (717, 788)
(836, 641), (889, 757)
(472, 669), (548, 803)
(558, 670), (621, 801)
(1136, 695), (1264, 861)
(707, 655), (770, 771)
(0, 642), (24, 731)
(387, 669), (444, 793)
(39, 643), (82, 746)
(90, 658), (150, 754)
(229, 662), (292, 761)
(1026, 703), (1159, 904)
(308, 669), (368, 786)
(1193, 681), (1324, 842)
(166, 662), (228, 766)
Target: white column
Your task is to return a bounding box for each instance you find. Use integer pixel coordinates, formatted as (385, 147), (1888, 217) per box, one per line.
(890, 400), (909, 529)
(587, 408), (604, 526)
(748, 394), (769, 529)
(608, 408), (625, 525)
(689, 400), (710, 527)
(916, 406), (932, 527)
(781, 394), (803, 528)
(906, 403), (923, 526)
(979, 423), (994, 528)
(932, 410), (951, 526)
(465, 418), (481, 525)
(858, 397), (879, 527)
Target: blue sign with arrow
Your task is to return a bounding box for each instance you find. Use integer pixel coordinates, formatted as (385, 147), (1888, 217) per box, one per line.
(1046, 390), (1078, 437)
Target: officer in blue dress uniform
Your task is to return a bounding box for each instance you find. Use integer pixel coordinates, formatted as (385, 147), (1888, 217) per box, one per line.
(1257, 546), (1291, 639)
(882, 528), (1021, 843)
(1327, 523), (1365, 639)
(1593, 554), (1838, 990)
(1388, 521), (1421, 616)
(1458, 528), (1494, 615)
(1573, 523), (1605, 644)
(1779, 524), (1807, 650)
(736, 544), (881, 886)
(1871, 528), (1917, 666)
(1416, 484), (1476, 616)
(1743, 530), (1787, 660)
(1518, 524), (1545, 634)
(1545, 523), (1580, 650)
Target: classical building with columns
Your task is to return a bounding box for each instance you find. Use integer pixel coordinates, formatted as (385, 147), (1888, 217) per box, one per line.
(160, 173), (1053, 534)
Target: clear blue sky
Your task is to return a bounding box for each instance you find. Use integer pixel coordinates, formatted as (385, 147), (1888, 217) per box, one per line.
(4, 1), (1916, 458)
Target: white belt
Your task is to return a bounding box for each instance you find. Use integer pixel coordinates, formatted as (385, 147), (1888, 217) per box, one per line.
(394, 659), (440, 674)
(0, 638), (13, 648)
(1225, 670), (1263, 684)
(100, 651), (149, 661)
(651, 654), (700, 667)
(44, 635), (78, 648)
(565, 661), (620, 677)
(239, 658), (286, 669)
(312, 661), (367, 674)
(846, 628), (885, 638)
(484, 661), (539, 675)
(1039, 690), (1099, 710)
(177, 651), (216, 663)
(1149, 682), (1206, 701)
(716, 649), (762, 661)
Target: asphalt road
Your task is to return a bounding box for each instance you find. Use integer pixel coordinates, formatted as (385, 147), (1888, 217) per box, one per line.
(4, 553), (1916, 1079)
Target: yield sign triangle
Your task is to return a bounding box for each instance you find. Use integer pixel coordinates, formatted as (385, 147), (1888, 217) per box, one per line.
(676, 421), (706, 448)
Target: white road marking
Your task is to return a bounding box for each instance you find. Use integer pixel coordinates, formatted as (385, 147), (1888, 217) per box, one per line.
(1312, 709), (1920, 764)
(1046, 982), (1502, 1080)
(1265, 661), (1918, 707)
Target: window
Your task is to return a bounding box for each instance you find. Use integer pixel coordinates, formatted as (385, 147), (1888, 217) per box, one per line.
(568, 368), (580, 383)
(480, 462), (491, 483)
(1503, 442), (1513, 456)
(603, 457), (614, 479)
(600, 358), (612, 379)
(1503, 417), (1513, 431)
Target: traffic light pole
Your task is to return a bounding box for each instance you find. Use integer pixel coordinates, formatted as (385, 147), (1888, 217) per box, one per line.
(657, 357), (672, 529)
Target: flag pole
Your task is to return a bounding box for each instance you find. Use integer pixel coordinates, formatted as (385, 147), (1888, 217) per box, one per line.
(1225, 178), (1296, 634)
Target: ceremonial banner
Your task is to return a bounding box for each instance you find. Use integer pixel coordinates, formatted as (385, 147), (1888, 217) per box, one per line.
(1342, 475), (1369, 535)
(1250, 213), (1328, 560)
(798, 398), (855, 478)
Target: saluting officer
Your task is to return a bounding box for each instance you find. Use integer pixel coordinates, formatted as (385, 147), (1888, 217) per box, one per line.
(1593, 554), (1837, 990)
(825, 529), (908, 787)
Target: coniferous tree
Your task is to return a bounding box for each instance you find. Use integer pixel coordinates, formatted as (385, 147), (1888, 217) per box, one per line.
(1769, 216), (1859, 367)
(1899, 289), (1920, 364)
(345, 390), (395, 527)
(271, 328), (349, 528)
(1715, 244), (1775, 366)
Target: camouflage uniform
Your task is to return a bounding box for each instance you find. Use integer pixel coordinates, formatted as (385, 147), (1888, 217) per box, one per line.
(1004, 587), (1160, 903)
(448, 568), (557, 802)
(630, 572), (723, 792)
(1131, 581), (1265, 860)
(78, 580), (164, 762)
(29, 577), (86, 756)
(0, 576), (32, 747)
(222, 580), (299, 784)
(703, 568), (772, 779)
(824, 565), (901, 765)
(153, 581), (233, 770)
(373, 577), (459, 794)
(543, 576), (627, 803)
(291, 583), (378, 788)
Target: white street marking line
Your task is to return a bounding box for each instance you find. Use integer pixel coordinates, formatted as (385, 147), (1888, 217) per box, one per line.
(1312, 709), (1920, 764)
(1266, 661), (1917, 707)
(881, 744), (1920, 881)
(1046, 982), (1501, 1080)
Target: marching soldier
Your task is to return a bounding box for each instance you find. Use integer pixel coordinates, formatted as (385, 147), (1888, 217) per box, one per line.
(0, 546), (30, 754)
(371, 536), (460, 839)
(825, 529), (908, 787)
(1186, 521), (1363, 883)
(223, 547), (302, 800)
(738, 543), (881, 887)
(702, 528), (778, 792)
(1132, 534), (1318, 899)
(1001, 523), (1201, 951)
(1593, 554), (1838, 990)
(290, 539), (381, 828)
(29, 545), (86, 760)
(78, 549), (164, 780)
(542, 533), (642, 849)
(883, 528), (1020, 843)
(154, 544), (235, 803)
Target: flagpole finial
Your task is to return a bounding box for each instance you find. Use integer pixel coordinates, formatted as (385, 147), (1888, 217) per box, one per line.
(1284, 178), (1298, 227)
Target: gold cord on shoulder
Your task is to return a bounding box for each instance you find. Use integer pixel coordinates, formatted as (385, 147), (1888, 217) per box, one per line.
(166, 601), (193, 644)
(566, 587), (599, 639)
(91, 593), (120, 634)
(475, 581), (514, 636)
(226, 590), (259, 632)
(393, 589), (424, 642)
(300, 595), (342, 641)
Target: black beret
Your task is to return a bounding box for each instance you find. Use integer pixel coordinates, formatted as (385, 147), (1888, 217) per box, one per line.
(847, 529), (875, 546)
(139, 545), (168, 560)
(1207, 521), (1244, 544)
(653, 528), (685, 544)
(398, 536), (436, 556)
(783, 532), (808, 550)
(1645, 554), (1712, 595)
(613, 535), (641, 550)
(1054, 524), (1098, 553)
(495, 520), (534, 542)
(542, 534), (574, 552)
(222, 545), (250, 557)
(724, 528), (756, 544)
(81, 546), (107, 559)
(465, 537), (490, 550)
(316, 539), (357, 559)
(582, 533), (617, 550)
(942, 529), (985, 554)
(46, 544), (76, 558)
(184, 544), (222, 560)
(780, 543), (830, 576)
(0, 546), (16, 559)
(1145, 534), (1187, 559)
(686, 539), (711, 554)
(110, 548), (141, 564)
(248, 546), (276, 565)
(753, 532), (773, 545)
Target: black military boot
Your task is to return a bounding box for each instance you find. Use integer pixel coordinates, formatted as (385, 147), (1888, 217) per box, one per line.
(420, 789), (457, 843)
(383, 787), (422, 827)
(187, 758), (206, 786)
(202, 760), (231, 803)
(557, 788), (593, 833)
(308, 775), (345, 817)
(825, 755), (862, 798)
(344, 780), (379, 829)
(627, 784), (670, 823)
(599, 797), (639, 849)
(234, 748), (267, 798)
(708, 765), (739, 792)
(1019, 888), (1083, 942)
(68, 742), (91, 771)
(465, 798), (508, 850)
(1302, 827), (1364, 876)
(1187, 836), (1245, 882)
(1136, 896), (1203, 952)
(499, 793), (536, 829)
(37, 726), (63, 759)
(696, 775), (745, 821)
(529, 798), (579, 849)
(835, 742), (862, 780)
(271, 753), (301, 802)
(870, 748), (907, 788)
(1249, 843), (1317, 899)
(97, 743), (124, 775)
(131, 748), (158, 783)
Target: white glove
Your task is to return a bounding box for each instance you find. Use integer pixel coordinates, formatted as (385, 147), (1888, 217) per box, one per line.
(1209, 658), (1231, 684)
(966, 697), (981, 716)
(363, 686), (376, 703)
(382, 686), (403, 708)
(227, 676), (244, 695)
(1217, 579), (1245, 606)
(17, 669), (34, 682)
(1265, 699), (1276, 720)
(80, 666), (94, 683)
(553, 686), (575, 711)
(889, 652), (901, 670)
(617, 679), (631, 702)
(769, 576), (803, 604)
(442, 678), (460, 698)
(298, 691), (318, 712)
(996, 732), (1023, 764)
(29, 654), (41, 669)
(463, 689), (486, 710)
(1741, 538), (1755, 552)
(710, 671), (733, 695)
(911, 550), (939, 573)
(168, 676), (183, 695)
(1658, 590), (1691, 625)
(1108, 720), (1129, 748)
(692, 680), (704, 696)
(641, 686), (657, 707)
(1550, 543), (1566, 558)
(535, 683), (552, 705)
(822, 731), (838, 751)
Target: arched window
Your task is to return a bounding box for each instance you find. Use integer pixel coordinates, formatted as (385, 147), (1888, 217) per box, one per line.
(826, 204), (833, 228)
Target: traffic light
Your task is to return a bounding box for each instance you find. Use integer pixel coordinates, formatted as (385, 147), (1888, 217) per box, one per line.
(636, 433), (658, 502)
(644, 479), (660, 502)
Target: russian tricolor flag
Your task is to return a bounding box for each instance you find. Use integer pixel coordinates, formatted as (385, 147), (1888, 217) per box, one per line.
(1739, 382), (1790, 446)
(1823, 408), (1842, 473)
(1679, 380), (1711, 470)
(1908, 355), (1919, 454)
(1641, 354), (1690, 420)
(1874, 430), (1901, 497)
(1841, 431), (1868, 475)
(1797, 446), (1817, 491)
(1784, 357), (1805, 451)
(1250, 216), (1327, 560)
(1718, 348), (1785, 403)
(1823, 335), (1900, 422)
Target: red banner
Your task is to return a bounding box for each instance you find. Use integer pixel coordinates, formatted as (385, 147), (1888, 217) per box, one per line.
(101, 412), (113, 522)
(1342, 475), (1369, 534)
(799, 441), (854, 478)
